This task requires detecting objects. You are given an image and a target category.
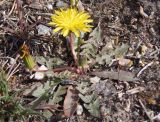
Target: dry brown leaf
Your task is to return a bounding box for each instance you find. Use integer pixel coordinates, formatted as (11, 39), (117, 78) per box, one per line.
(91, 70), (138, 82)
(35, 104), (60, 110)
(63, 85), (79, 117)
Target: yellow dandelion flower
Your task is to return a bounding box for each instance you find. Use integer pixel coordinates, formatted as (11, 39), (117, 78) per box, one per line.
(48, 8), (93, 37)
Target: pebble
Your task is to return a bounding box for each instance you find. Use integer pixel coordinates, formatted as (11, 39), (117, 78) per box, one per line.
(77, 104), (83, 115)
(36, 24), (51, 36)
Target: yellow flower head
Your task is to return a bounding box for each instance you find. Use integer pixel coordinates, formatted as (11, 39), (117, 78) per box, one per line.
(48, 8), (93, 37)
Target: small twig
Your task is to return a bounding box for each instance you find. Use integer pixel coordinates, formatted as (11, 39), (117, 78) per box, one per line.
(7, 63), (20, 81)
(133, 40), (142, 55)
(149, 49), (160, 56)
(2, 60), (8, 69)
(7, 55), (20, 79)
(152, 113), (160, 121)
(139, 99), (153, 122)
(33, 12), (52, 16)
(140, 6), (149, 18)
(8, 0), (16, 17)
(107, 25), (123, 31)
(2, 12), (17, 28)
(0, 57), (13, 59)
(137, 62), (153, 77)
(126, 87), (145, 95)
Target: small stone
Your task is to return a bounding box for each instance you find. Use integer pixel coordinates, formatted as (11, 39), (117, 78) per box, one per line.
(90, 76), (100, 84)
(118, 58), (133, 67)
(37, 24), (51, 36)
(9, 57), (16, 65)
(56, 1), (68, 8)
(30, 65), (48, 80)
(38, 65), (48, 71)
(77, 104), (83, 115)
(34, 72), (45, 80)
(47, 4), (53, 10)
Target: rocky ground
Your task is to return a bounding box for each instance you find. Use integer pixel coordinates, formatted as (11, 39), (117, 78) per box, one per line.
(0, 0), (160, 122)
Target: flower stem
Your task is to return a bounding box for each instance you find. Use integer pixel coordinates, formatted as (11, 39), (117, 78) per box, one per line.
(69, 33), (78, 66)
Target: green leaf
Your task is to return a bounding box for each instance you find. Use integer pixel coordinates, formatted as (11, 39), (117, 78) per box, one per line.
(35, 56), (64, 69)
(76, 82), (89, 94)
(30, 81), (59, 109)
(95, 43), (129, 65)
(49, 85), (67, 104)
(43, 110), (53, 119)
(32, 81), (50, 98)
(84, 97), (100, 118)
(114, 44), (129, 58)
(78, 55), (88, 68)
(96, 54), (113, 65)
(78, 94), (94, 103)
(89, 23), (102, 45)
(0, 70), (8, 96)
(79, 24), (103, 66)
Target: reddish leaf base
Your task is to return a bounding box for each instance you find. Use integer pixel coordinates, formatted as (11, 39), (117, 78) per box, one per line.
(52, 66), (85, 74)
(33, 66), (86, 75)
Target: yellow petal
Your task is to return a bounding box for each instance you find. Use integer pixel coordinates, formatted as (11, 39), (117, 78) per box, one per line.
(63, 29), (69, 37)
(72, 29), (80, 37)
(51, 15), (56, 21)
(86, 25), (93, 28)
(84, 19), (93, 23)
(48, 22), (56, 26)
(60, 29), (68, 37)
(81, 28), (90, 32)
(55, 10), (62, 15)
(54, 27), (63, 32)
